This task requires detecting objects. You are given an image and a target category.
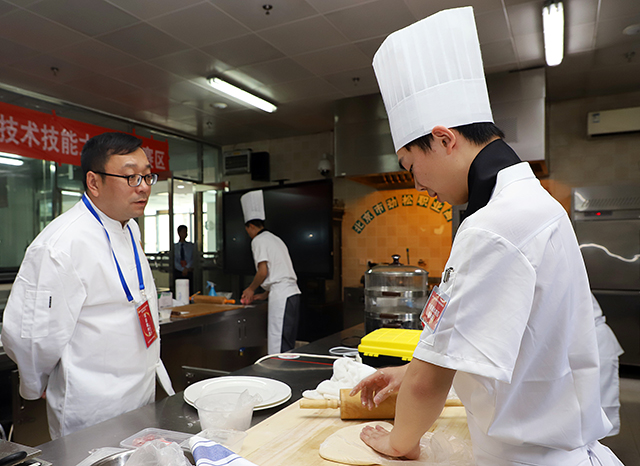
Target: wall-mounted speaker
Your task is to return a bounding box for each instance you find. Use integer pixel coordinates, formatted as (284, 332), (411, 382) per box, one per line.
(251, 151), (270, 181)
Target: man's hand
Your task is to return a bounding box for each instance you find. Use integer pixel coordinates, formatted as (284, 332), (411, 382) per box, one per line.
(350, 364), (408, 409)
(360, 424), (420, 460)
(241, 287), (255, 305)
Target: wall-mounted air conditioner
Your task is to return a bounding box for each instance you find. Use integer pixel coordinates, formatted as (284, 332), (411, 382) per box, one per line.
(587, 107), (640, 137)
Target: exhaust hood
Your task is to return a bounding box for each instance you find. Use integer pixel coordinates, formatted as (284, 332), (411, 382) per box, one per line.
(334, 69), (547, 190)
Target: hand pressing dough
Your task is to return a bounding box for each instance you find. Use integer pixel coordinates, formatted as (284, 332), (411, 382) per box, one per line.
(319, 421), (392, 465)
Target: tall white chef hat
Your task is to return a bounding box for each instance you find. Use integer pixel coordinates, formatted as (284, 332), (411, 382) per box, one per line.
(373, 6), (493, 152)
(240, 190), (265, 223)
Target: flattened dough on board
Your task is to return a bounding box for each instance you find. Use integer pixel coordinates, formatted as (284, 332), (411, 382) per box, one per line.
(319, 421), (392, 465)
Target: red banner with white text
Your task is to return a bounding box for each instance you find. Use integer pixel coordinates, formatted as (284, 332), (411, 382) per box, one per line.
(0, 101), (169, 171)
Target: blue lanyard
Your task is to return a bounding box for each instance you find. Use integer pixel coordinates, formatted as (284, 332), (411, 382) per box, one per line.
(82, 194), (145, 303)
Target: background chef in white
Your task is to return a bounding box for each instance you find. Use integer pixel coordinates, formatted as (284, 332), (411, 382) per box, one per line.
(240, 190), (301, 354)
(350, 7), (624, 466)
(1, 132), (174, 439)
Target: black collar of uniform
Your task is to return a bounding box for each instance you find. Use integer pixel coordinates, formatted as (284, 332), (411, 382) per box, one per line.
(251, 228), (268, 242)
(463, 139), (521, 220)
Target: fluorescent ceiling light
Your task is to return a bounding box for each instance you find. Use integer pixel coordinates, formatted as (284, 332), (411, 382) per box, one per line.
(0, 152), (23, 166)
(542, 1), (564, 67)
(207, 78), (277, 113)
(61, 190), (82, 197)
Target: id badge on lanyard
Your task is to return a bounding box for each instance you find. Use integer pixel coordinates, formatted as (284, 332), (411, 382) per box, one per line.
(137, 295), (158, 348)
(420, 285), (450, 334)
(83, 194), (157, 348)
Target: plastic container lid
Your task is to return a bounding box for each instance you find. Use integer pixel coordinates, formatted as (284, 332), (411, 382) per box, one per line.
(358, 328), (423, 361)
(120, 427), (193, 449)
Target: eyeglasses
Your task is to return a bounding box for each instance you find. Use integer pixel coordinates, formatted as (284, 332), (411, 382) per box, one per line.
(94, 171), (158, 187)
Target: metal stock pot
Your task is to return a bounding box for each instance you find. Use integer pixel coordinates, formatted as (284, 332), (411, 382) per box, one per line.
(364, 255), (428, 334)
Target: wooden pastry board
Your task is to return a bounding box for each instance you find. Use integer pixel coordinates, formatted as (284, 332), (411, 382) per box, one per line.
(241, 400), (469, 466)
(170, 303), (243, 318)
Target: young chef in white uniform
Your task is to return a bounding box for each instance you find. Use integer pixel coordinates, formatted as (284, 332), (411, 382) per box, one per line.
(1, 132), (174, 439)
(240, 190), (301, 354)
(350, 7), (624, 466)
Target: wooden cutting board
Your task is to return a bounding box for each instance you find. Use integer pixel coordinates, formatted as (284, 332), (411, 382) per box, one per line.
(170, 303), (244, 318)
(241, 400), (469, 465)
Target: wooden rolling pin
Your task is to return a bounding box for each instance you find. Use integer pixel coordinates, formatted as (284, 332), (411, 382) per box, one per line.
(300, 389), (463, 419)
(192, 295), (236, 304)
(300, 389), (397, 420)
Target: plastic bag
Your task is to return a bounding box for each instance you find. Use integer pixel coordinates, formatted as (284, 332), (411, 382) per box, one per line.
(123, 439), (191, 466)
(381, 432), (474, 466)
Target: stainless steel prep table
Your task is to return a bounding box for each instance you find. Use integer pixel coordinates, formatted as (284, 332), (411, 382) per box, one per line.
(35, 325), (365, 465)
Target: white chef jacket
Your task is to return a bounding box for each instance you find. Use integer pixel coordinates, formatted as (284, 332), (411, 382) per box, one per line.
(251, 231), (300, 354)
(413, 162), (621, 465)
(593, 295), (624, 436)
(1, 197), (164, 439)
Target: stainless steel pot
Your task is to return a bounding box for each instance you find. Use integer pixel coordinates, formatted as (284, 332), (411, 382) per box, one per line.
(364, 255), (428, 333)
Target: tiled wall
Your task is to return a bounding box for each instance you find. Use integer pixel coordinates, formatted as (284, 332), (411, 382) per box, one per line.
(545, 90), (640, 211)
(339, 187), (452, 287)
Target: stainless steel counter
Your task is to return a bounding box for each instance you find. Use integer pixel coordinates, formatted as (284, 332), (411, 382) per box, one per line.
(36, 325), (365, 465)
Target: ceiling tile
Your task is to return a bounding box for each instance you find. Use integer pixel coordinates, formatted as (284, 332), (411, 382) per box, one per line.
(354, 36), (386, 60)
(304, 0), (372, 14)
(97, 22), (190, 60)
(513, 32), (543, 62)
(150, 49), (232, 80)
(105, 0), (204, 21)
(0, 36), (40, 64)
(567, 22), (596, 54)
(598, 0), (640, 21)
(103, 62), (183, 91)
(323, 66), (379, 97)
(8, 54), (94, 83)
(51, 39), (140, 73)
(404, 0), (502, 19)
(293, 44), (370, 76)
(506, 1), (542, 36)
(0, 9), (86, 51)
(0, 1), (16, 15)
(593, 43), (640, 68)
(565, 0), (598, 26)
(265, 77), (339, 102)
(210, 0), (318, 31)
(108, 89), (170, 111)
(325, 0), (415, 41)
(200, 34), (284, 68)
(65, 73), (140, 98)
(236, 58), (314, 85)
(149, 3), (250, 47)
(258, 16), (348, 56)
(0, 64), (66, 96)
(546, 51), (595, 77)
(476, 8), (511, 44)
(480, 39), (518, 67)
(27, 0), (139, 37)
(595, 17), (640, 49)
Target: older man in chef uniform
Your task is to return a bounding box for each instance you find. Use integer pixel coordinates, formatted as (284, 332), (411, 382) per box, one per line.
(350, 7), (624, 466)
(1, 132), (174, 439)
(240, 190), (301, 354)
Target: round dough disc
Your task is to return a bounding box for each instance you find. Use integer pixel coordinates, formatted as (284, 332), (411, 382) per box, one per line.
(319, 421), (393, 465)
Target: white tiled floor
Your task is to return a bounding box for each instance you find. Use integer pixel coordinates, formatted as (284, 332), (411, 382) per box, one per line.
(601, 375), (640, 465)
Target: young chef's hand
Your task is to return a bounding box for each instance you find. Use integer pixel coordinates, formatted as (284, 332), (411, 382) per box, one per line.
(350, 364), (408, 409)
(360, 424), (420, 460)
(241, 288), (255, 305)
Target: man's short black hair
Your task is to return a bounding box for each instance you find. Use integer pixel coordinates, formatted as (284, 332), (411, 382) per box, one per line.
(404, 122), (505, 152)
(245, 219), (265, 229)
(177, 225), (188, 234)
(81, 132), (144, 190)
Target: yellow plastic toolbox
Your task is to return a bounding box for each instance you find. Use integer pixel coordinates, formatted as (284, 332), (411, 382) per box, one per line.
(358, 328), (423, 367)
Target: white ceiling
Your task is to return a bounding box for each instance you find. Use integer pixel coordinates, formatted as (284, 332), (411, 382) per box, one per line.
(0, 0), (638, 146)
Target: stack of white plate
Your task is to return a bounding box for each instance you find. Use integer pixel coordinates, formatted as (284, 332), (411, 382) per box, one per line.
(183, 376), (292, 411)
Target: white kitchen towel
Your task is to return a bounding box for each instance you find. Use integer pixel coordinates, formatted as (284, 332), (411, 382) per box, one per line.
(189, 436), (258, 466)
(302, 358), (377, 400)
